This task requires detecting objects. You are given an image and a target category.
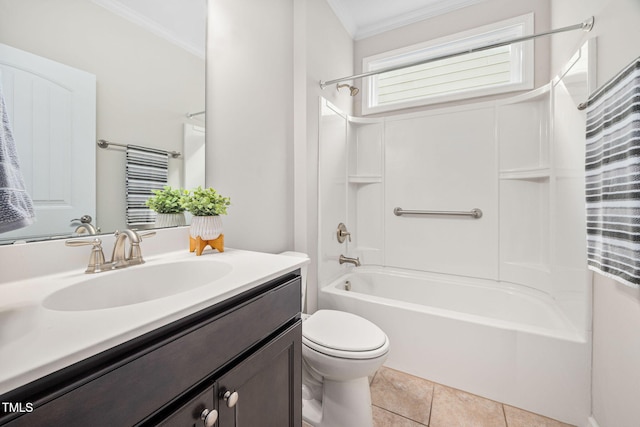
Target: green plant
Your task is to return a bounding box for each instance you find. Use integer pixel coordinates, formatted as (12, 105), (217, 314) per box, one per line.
(145, 186), (186, 214)
(181, 186), (230, 216)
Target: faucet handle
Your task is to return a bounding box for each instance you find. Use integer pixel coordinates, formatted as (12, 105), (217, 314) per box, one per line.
(65, 238), (109, 273)
(70, 214), (93, 224)
(337, 223), (352, 243)
(137, 230), (156, 240)
(65, 237), (100, 246)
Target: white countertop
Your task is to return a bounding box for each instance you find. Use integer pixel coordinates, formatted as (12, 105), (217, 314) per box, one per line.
(0, 246), (307, 395)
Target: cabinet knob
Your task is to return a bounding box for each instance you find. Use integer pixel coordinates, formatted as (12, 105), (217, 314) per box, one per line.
(200, 408), (218, 427)
(223, 390), (239, 408)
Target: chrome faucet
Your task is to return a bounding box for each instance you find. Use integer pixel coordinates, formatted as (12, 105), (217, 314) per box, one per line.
(339, 254), (361, 267)
(112, 229), (141, 268)
(67, 229), (155, 273)
(111, 229), (156, 268)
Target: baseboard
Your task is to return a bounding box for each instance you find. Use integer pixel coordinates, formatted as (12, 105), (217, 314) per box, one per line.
(587, 416), (601, 427)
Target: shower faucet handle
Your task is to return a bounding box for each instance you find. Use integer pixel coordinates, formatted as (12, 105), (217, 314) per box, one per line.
(337, 223), (351, 243)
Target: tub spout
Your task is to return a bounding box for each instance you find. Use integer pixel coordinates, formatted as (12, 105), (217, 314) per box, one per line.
(339, 254), (361, 267)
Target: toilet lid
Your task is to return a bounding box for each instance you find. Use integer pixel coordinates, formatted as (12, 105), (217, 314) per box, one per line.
(302, 310), (388, 355)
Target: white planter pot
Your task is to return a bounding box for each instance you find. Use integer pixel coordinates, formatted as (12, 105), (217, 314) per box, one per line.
(190, 215), (223, 240)
(154, 212), (186, 228)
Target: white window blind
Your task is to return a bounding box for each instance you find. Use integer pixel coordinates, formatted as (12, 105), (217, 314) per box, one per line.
(363, 14), (534, 114)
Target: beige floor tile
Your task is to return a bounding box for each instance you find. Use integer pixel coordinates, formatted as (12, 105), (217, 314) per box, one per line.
(370, 366), (434, 425)
(504, 405), (575, 427)
(430, 384), (507, 427)
(373, 405), (427, 427)
(302, 422), (313, 427)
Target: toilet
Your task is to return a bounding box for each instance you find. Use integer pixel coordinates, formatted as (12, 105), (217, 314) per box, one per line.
(280, 252), (390, 427)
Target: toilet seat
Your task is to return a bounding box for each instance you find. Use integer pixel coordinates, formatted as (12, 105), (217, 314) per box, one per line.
(302, 310), (389, 360)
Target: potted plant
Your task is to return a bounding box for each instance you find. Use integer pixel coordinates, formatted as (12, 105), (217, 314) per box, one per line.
(182, 186), (231, 254)
(145, 185), (187, 227)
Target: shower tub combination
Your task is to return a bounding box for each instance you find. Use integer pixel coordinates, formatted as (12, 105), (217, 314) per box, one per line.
(319, 267), (590, 426)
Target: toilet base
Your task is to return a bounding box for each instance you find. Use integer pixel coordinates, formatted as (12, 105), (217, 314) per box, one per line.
(302, 376), (373, 427)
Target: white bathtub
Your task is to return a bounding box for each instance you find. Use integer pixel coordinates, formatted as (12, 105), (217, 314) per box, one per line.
(319, 267), (591, 426)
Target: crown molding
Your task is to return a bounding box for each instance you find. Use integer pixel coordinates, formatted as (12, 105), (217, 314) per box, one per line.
(325, 0), (358, 38)
(91, 0), (204, 59)
(329, 0), (487, 41)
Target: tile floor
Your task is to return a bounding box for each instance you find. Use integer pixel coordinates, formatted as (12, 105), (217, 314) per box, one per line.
(303, 366), (575, 427)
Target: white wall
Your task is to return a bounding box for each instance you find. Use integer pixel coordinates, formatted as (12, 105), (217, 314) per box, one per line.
(206, 0), (294, 253)
(550, 1), (640, 426)
(0, 0), (204, 233)
(303, 0), (354, 312)
(353, 0), (550, 117)
(306, 0), (353, 312)
(205, 0), (354, 314)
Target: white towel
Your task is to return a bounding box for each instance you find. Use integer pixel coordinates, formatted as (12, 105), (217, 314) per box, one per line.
(585, 57), (640, 288)
(0, 84), (35, 233)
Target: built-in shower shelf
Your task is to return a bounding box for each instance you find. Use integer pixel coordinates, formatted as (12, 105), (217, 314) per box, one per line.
(348, 175), (382, 184)
(499, 167), (551, 180)
(348, 116), (382, 125)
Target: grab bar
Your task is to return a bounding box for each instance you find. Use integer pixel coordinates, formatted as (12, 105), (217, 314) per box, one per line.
(393, 207), (483, 219)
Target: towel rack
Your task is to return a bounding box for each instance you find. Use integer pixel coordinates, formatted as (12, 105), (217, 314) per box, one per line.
(97, 139), (181, 158)
(186, 110), (205, 119)
(393, 207), (483, 219)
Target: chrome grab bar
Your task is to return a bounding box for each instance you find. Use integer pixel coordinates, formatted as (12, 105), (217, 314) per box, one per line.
(393, 207), (483, 219)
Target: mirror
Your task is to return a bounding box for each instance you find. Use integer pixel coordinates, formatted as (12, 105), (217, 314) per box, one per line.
(0, 0), (206, 244)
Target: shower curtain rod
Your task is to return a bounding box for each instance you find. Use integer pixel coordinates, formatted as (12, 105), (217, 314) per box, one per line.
(319, 16), (595, 89)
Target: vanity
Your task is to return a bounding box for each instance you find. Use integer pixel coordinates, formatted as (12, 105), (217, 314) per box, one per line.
(0, 228), (306, 426)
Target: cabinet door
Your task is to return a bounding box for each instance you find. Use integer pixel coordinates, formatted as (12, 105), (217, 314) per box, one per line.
(155, 386), (216, 427)
(217, 322), (302, 427)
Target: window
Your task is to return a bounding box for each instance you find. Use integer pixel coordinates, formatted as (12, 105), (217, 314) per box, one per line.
(362, 14), (534, 114)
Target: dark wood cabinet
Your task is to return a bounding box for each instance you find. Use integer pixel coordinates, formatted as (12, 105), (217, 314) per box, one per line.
(216, 323), (301, 427)
(156, 386), (216, 427)
(155, 322), (301, 427)
(0, 271), (302, 427)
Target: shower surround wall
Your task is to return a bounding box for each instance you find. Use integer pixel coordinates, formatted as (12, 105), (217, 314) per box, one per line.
(385, 108), (498, 279)
(320, 79), (590, 334)
(317, 49), (591, 423)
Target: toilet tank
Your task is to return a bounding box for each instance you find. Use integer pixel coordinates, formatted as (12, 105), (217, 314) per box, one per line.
(279, 251), (309, 312)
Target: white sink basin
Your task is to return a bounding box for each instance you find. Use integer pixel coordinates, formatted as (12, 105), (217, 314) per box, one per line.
(43, 260), (233, 311)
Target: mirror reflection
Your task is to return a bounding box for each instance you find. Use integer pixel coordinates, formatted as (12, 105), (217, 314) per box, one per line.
(0, 0), (206, 244)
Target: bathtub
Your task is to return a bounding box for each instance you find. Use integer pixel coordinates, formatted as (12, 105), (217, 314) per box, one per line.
(319, 267), (591, 426)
